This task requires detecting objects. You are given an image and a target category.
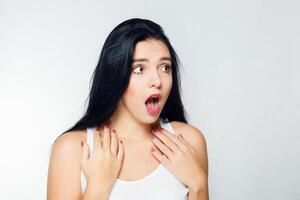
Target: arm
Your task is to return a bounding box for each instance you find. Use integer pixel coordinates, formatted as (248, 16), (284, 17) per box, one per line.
(81, 183), (109, 200)
(187, 129), (209, 200)
(177, 123), (209, 200)
(47, 131), (110, 200)
(187, 185), (209, 200)
(47, 132), (81, 199)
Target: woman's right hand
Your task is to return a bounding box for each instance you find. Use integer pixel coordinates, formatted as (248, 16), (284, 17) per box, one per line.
(80, 124), (124, 195)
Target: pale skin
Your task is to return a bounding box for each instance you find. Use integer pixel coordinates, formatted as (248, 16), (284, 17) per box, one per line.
(150, 127), (209, 200)
(47, 38), (209, 200)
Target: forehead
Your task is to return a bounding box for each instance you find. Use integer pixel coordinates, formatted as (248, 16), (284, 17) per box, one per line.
(132, 39), (171, 62)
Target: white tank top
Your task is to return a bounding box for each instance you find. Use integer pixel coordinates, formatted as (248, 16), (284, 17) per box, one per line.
(80, 119), (189, 199)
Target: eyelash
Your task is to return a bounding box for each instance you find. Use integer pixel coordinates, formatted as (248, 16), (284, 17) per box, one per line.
(132, 64), (171, 74)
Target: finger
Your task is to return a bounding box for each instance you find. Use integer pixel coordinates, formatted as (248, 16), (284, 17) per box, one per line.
(117, 140), (124, 166)
(158, 128), (189, 154)
(81, 140), (90, 162)
(149, 133), (174, 159)
(102, 124), (111, 150)
(110, 129), (118, 155)
(157, 128), (181, 146)
(93, 128), (102, 151)
(152, 129), (180, 154)
(150, 147), (170, 167)
(178, 134), (196, 154)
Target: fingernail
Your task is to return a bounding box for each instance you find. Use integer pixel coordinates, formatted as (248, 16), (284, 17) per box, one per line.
(150, 134), (155, 139)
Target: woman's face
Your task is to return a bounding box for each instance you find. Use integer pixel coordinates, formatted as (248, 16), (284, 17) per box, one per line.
(120, 38), (173, 124)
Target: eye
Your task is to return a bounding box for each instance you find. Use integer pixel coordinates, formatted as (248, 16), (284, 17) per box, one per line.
(132, 65), (143, 74)
(161, 64), (171, 73)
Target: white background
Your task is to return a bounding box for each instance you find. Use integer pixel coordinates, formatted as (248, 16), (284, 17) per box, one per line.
(0, 0), (299, 199)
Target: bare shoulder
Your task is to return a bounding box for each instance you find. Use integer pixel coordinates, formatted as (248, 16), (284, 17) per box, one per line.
(49, 130), (86, 167)
(170, 121), (208, 175)
(170, 121), (207, 146)
(47, 129), (87, 199)
(51, 129), (86, 155)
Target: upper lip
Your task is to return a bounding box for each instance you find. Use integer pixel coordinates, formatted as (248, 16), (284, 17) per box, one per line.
(145, 93), (162, 103)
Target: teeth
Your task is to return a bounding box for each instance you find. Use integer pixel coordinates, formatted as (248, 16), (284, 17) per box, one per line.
(150, 101), (157, 105)
(146, 97), (159, 104)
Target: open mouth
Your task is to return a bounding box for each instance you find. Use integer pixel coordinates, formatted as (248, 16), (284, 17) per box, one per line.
(145, 97), (160, 105)
(145, 94), (161, 115)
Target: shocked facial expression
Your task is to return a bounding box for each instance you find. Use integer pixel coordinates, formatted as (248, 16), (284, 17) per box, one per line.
(120, 38), (173, 124)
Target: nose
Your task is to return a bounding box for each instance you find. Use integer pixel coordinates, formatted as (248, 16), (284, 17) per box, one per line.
(149, 70), (162, 88)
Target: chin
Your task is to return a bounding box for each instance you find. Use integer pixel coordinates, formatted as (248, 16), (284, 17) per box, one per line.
(136, 114), (161, 125)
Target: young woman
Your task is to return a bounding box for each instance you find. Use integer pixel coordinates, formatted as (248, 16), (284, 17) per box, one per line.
(47, 18), (209, 200)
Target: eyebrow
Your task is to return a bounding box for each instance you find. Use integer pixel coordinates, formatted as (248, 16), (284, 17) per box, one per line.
(132, 57), (171, 63)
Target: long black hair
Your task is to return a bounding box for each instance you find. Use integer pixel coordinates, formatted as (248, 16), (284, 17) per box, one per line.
(52, 18), (188, 145)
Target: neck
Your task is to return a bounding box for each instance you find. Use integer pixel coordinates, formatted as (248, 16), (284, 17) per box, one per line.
(108, 105), (161, 143)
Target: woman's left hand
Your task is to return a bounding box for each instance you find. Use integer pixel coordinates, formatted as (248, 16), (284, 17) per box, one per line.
(149, 127), (207, 192)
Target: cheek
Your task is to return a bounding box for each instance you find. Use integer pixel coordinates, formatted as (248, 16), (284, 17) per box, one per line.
(169, 76), (173, 89)
(125, 78), (138, 96)
(122, 78), (143, 104)
(164, 75), (173, 94)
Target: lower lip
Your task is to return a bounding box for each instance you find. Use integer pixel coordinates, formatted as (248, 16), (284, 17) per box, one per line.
(145, 102), (161, 116)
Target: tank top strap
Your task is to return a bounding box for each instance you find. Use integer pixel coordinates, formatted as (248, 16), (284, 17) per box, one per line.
(81, 127), (96, 194)
(86, 127), (96, 152)
(159, 118), (175, 134)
